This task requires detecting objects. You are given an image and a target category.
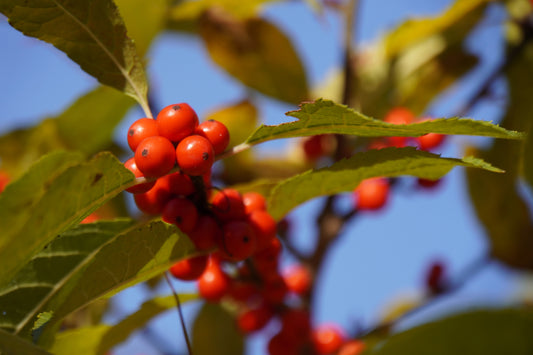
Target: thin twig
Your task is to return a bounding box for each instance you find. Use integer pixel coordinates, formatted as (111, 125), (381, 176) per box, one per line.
(164, 272), (193, 355)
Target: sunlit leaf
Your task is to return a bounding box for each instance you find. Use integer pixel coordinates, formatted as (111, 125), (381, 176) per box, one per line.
(268, 147), (502, 220)
(466, 41), (533, 270)
(114, 0), (167, 56)
(0, 0), (150, 114)
(0, 329), (51, 355)
(193, 303), (244, 355)
(0, 220), (196, 342)
(167, 0), (280, 32)
(200, 10), (308, 104)
(50, 294), (197, 355)
(245, 99), (523, 146)
(0, 152), (135, 288)
(367, 309), (533, 355)
(384, 0), (492, 58)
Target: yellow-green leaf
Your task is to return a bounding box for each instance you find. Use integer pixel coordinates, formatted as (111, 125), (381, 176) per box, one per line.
(200, 10), (309, 104)
(0, 0), (150, 114)
(0, 329), (51, 355)
(268, 147), (502, 220)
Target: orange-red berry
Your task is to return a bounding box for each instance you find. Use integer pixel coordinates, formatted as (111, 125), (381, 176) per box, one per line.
(156, 103), (199, 143)
(124, 157), (156, 194)
(127, 118), (158, 152)
(211, 188), (246, 221)
(169, 255), (208, 281)
(176, 135), (215, 176)
(283, 264), (312, 295)
(354, 177), (389, 211)
(198, 258), (229, 302)
(312, 325), (345, 355)
(218, 220), (257, 261)
(195, 119), (230, 155)
(134, 136), (176, 178)
(242, 191), (267, 214)
(161, 197), (199, 234)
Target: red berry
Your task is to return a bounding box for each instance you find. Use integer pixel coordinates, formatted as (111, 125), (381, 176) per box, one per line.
(0, 171), (9, 193)
(262, 274), (288, 304)
(354, 177), (389, 211)
(188, 215), (221, 251)
(416, 132), (446, 151)
(161, 197), (199, 234)
(156, 171), (195, 197)
(338, 340), (366, 355)
(248, 210), (277, 252)
(127, 118), (159, 152)
(169, 255), (208, 281)
(218, 220), (257, 261)
(281, 309), (311, 342)
(268, 332), (299, 355)
(81, 212), (100, 224)
(242, 191), (267, 214)
(133, 184), (172, 215)
(283, 264), (312, 295)
(197, 258), (229, 302)
(195, 119), (230, 155)
(211, 188), (246, 221)
(134, 136), (176, 178)
(303, 134), (326, 161)
(426, 260), (446, 294)
(176, 135), (215, 176)
(124, 157), (156, 194)
(237, 304), (273, 333)
(384, 107), (414, 148)
(156, 103), (199, 143)
(312, 325), (345, 355)
(417, 178), (441, 189)
(253, 238), (282, 276)
(229, 281), (259, 303)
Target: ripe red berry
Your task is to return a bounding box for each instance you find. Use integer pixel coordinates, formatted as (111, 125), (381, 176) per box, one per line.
(303, 134), (326, 161)
(169, 255), (208, 281)
(416, 132), (446, 151)
(197, 258), (229, 302)
(242, 191), (267, 214)
(218, 220), (257, 261)
(417, 177), (441, 189)
(228, 280), (259, 303)
(188, 215), (221, 251)
(156, 171), (195, 197)
(134, 136), (176, 178)
(0, 171), (9, 194)
(195, 119), (230, 155)
(384, 107), (414, 148)
(124, 157), (156, 194)
(268, 331), (299, 355)
(176, 135), (215, 176)
(248, 210), (277, 251)
(312, 325), (345, 355)
(354, 177), (389, 211)
(253, 238), (282, 275)
(262, 274), (288, 304)
(133, 183), (172, 215)
(211, 188), (246, 221)
(161, 197), (199, 234)
(237, 304), (273, 333)
(280, 308), (311, 342)
(283, 264), (312, 295)
(80, 212), (100, 224)
(338, 340), (366, 355)
(156, 103), (199, 143)
(127, 118), (159, 152)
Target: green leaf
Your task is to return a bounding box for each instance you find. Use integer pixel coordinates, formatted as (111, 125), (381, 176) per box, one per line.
(167, 0), (280, 32)
(114, 0), (167, 57)
(0, 0), (150, 114)
(245, 99), (523, 146)
(193, 303), (244, 355)
(384, 0), (492, 58)
(0, 220), (196, 342)
(50, 294), (197, 355)
(268, 147), (502, 220)
(466, 40), (533, 270)
(0, 329), (51, 355)
(0, 152), (135, 288)
(367, 309), (533, 355)
(200, 11), (309, 104)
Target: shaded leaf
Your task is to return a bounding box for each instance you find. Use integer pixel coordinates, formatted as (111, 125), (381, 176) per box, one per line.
(50, 294), (197, 355)
(114, 0), (167, 56)
(0, 86), (133, 177)
(384, 0), (492, 58)
(524, 122), (533, 194)
(466, 40), (533, 270)
(200, 9), (308, 104)
(193, 303), (244, 355)
(0, 220), (196, 342)
(268, 147), (502, 220)
(0, 0), (150, 113)
(367, 309), (533, 355)
(245, 99), (523, 146)
(0, 152), (135, 288)
(0, 329), (51, 355)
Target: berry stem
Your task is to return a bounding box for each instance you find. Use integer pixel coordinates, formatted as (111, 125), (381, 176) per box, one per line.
(164, 272), (193, 355)
(215, 142), (252, 161)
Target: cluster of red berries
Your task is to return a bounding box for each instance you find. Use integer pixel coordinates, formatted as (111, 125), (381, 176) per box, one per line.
(300, 107), (447, 213)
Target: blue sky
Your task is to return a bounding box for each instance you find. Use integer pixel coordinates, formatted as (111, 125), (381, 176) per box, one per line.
(0, 1), (525, 354)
